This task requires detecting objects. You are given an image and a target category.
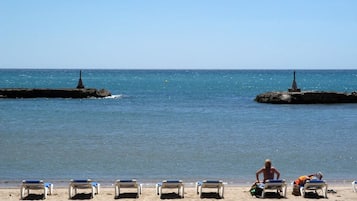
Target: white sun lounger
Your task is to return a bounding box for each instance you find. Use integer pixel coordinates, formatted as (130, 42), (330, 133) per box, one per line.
(353, 180), (357, 192)
(115, 179), (142, 198)
(156, 180), (184, 198)
(261, 179), (287, 198)
(300, 179), (327, 198)
(196, 180), (224, 198)
(20, 180), (53, 200)
(68, 179), (100, 199)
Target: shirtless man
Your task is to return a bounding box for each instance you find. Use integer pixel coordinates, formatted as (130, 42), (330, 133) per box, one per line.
(256, 159), (280, 183)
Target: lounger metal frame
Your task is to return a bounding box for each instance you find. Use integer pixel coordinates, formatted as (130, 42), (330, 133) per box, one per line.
(115, 179), (142, 198)
(156, 180), (184, 198)
(68, 179), (100, 199)
(20, 180), (53, 200)
(261, 179), (287, 198)
(196, 180), (224, 198)
(300, 179), (328, 198)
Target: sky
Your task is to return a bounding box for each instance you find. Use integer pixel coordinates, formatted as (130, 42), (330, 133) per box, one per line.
(1, 0), (357, 69)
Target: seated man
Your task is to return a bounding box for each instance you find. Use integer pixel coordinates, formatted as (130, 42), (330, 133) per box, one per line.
(256, 159), (281, 183)
(292, 172), (323, 196)
(251, 159), (281, 197)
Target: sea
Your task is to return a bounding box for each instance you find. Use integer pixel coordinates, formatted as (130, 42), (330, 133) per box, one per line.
(0, 69), (357, 187)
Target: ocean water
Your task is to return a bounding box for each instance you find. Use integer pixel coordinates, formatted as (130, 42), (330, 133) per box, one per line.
(0, 69), (357, 186)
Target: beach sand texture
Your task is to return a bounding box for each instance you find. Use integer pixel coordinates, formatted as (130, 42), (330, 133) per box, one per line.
(1, 184), (356, 201)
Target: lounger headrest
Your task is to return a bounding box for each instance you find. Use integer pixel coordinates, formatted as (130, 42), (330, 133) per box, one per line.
(266, 179), (284, 183)
(119, 179), (136, 182)
(72, 179), (91, 182)
(23, 180), (43, 183)
(204, 180), (222, 183)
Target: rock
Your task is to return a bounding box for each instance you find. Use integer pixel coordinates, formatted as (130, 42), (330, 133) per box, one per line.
(0, 88), (111, 98)
(255, 91), (357, 104)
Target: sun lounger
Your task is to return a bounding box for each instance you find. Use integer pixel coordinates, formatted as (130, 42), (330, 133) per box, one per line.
(196, 180), (224, 198)
(68, 179), (100, 199)
(115, 179), (142, 198)
(261, 179), (287, 198)
(300, 179), (327, 198)
(20, 180), (53, 200)
(156, 180), (184, 198)
(353, 180), (357, 192)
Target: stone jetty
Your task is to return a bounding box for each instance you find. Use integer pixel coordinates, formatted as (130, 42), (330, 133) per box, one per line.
(255, 71), (357, 104)
(255, 91), (357, 104)
(0, 71), (111, 98)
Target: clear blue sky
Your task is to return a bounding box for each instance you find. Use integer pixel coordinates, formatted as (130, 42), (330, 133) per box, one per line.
(1, 0), (356, 69)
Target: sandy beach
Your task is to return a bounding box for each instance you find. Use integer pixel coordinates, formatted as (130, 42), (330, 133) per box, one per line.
(1, 183), (356, 201)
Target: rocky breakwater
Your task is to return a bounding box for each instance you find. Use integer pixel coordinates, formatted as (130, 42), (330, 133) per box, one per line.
(0, 88), (111, 98)
(255, 91), (357, 104)
(0, 70), (112, 99)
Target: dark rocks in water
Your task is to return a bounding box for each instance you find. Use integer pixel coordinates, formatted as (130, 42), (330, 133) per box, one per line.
(255, 91), (357, 104)
(0, 88), (111, 98)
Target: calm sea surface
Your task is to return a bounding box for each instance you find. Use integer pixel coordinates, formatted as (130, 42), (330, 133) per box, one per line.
(1, 69), (357, 186)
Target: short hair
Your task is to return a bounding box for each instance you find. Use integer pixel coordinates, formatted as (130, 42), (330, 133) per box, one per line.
(265, 159), (272, 167)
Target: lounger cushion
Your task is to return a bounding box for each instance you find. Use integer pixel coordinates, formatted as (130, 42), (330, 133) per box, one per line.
(23, 180), (42, 183)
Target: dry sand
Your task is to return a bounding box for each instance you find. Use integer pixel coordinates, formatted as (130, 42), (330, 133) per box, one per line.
(1, 183), (356, 201)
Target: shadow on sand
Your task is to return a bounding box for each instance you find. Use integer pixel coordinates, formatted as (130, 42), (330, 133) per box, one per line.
(159, 192), (183, 199)
(115, 192), (139, 199)
(200, 192), (223, 199)
(22, 194), (45, 200)
(70, 193), (93, 200)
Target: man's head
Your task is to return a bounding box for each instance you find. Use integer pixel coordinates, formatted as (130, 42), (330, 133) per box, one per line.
(316, 171), (323, 180)
(265, 159), (272, 169)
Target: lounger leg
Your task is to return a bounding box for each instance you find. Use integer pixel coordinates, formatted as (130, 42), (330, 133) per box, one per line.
(115, 185), (118, 197)
(69, 185), (72, 199)
(44, 187), (48, 199)
(221, 186), (225, 198)
(49, 184), (53, 195)
(199, 186), (202, 198)
(20, 186), (25, 199)
(96, 183), (100, 194)
(300, 187), (305, 197)
(282, 185), (287, 198)
(323, 185), (328, 198)
(181, 185), (184, 198)
(155, 184), (159, 195)
(353, 181), (356, 192)
(91, 186), (95, 198)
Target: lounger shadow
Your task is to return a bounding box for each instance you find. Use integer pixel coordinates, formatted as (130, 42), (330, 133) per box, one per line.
(70, 193), (94, 200)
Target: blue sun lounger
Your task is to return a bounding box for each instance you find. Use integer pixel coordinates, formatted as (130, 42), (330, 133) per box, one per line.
(156, 180), (184, 198)
(115, 179), (142, 198)
(196, 180), (224, 198)
(300, 179), (327, 198)
(68, 179), (100, 199)
(20, 180), (53, 200)
(261, 179), (287, 198)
